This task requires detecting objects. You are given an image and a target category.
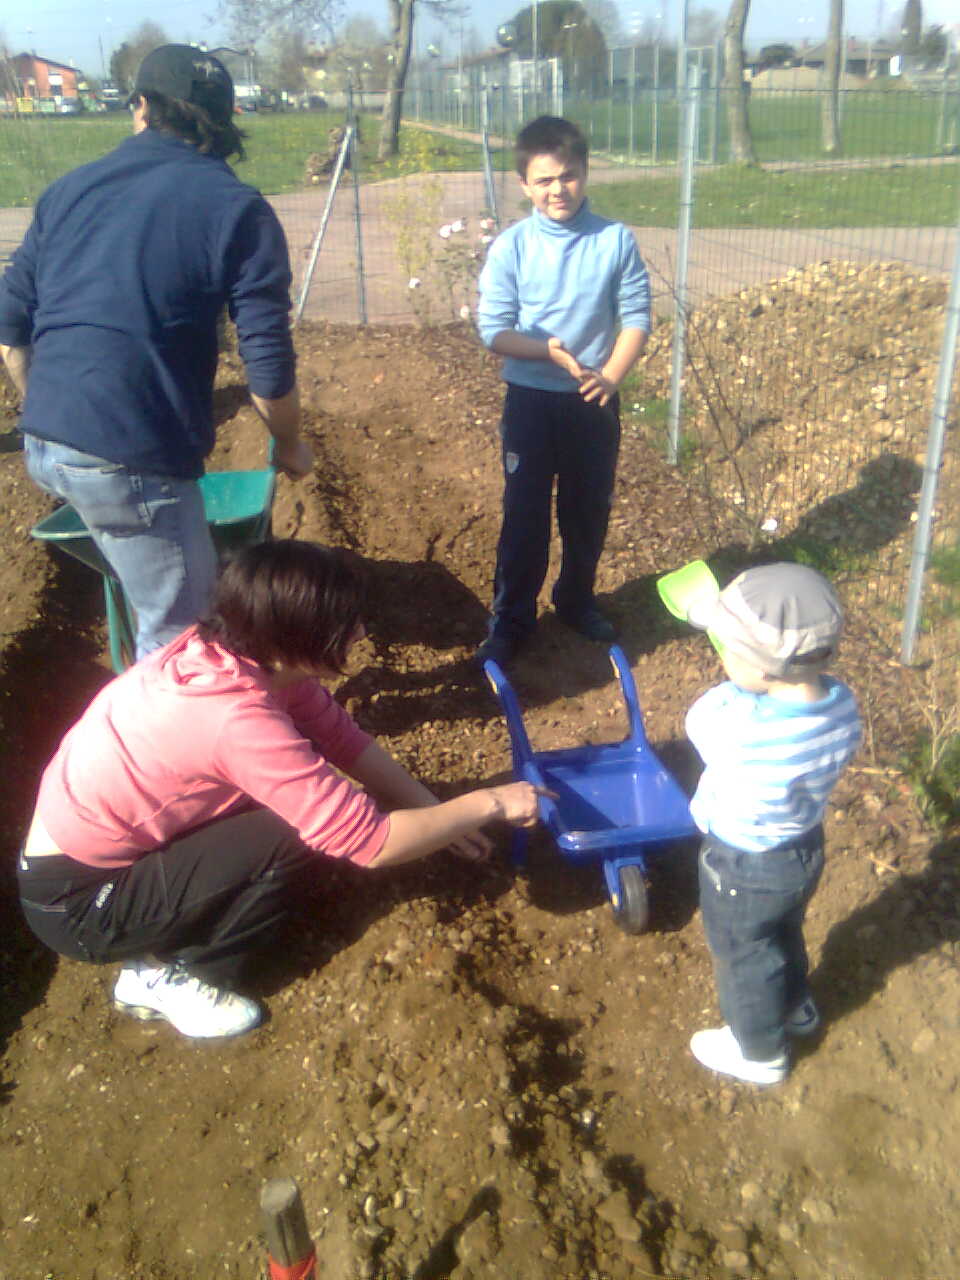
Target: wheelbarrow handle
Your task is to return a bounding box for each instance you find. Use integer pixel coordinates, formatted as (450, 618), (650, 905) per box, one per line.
(608, 645), (650, 750)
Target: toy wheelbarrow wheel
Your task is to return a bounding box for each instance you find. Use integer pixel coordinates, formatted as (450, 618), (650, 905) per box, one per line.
(610, 863), (650, 935)
(484, 645), (698, 933)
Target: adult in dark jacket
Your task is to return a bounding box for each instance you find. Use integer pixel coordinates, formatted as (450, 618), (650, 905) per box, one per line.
(0, 46), (312, 658)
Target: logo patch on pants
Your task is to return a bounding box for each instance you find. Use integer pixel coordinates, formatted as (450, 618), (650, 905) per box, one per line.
(505, 451), (519, 474)
(94, 882), (115, 909)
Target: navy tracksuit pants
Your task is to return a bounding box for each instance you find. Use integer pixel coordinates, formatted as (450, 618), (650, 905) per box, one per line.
(489, 383), (621, 642)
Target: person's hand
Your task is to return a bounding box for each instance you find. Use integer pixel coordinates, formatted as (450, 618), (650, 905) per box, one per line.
(578, 369), (618, 406)
(448, 831), (493, 862)
(546, 336), (586, 382)
(272, 437), (314, 479)
(488, 781), (543, 828)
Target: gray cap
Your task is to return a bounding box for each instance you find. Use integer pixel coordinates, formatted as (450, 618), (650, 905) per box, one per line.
(688, 562), (843, 677)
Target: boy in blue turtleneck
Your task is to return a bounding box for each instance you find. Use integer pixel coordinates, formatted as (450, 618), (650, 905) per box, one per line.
(475, 116), (651, 667)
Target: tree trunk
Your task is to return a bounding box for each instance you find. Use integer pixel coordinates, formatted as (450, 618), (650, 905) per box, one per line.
(378, 0), (415, 161)
(723, 0), (756, 165)
(821, 0), (844, 155)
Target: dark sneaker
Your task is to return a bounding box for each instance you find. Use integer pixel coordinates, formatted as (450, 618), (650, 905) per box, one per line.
(557, 606), (617, 643)
(785, 997), (821, 1037)
(476, 634), (518, 668)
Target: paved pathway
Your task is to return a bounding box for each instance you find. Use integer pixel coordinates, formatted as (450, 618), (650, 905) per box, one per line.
(272, 170), (957, 326)
(3, 166), (955, 326)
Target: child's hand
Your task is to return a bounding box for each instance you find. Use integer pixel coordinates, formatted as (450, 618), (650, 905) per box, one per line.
(546, 337), (586, 381)
(578, 369), (618, 406)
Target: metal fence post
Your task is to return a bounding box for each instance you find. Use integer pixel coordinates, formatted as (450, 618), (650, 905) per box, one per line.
(607, 50), (613, 152)
(652, 43), (660, 165)
(294, 124), (355, 325)
(667, 65), (701, 466)
(481, 96), (500, 228)
(900, 196), (960, 664)
(942, 64), (957, 152)
(710, 39), (721, 164)
(628, 45), (636, 160)
(346, 83), (367, 325)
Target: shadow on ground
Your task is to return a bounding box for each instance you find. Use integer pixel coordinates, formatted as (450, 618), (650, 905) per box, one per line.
(0, 555), (110, 1104)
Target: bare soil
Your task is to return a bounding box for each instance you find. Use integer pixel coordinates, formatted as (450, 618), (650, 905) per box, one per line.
(0, 286), (958, 1280)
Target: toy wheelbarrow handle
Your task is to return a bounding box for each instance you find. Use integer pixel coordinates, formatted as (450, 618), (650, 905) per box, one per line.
(607, 645), (650, 749)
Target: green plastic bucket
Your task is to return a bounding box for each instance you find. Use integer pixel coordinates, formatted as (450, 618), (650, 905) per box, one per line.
(30, 467), (276, 672)
(30, 468), (276, 570)
(656, 559), (724, 654)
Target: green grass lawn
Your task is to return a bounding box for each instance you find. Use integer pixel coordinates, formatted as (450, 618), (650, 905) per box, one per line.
(555, 87), (955, 166)
(589, 159), (960, 228)
(0, 115), (130, 206)
(0, 104), (955, 231)
(0, 111), (495, 207)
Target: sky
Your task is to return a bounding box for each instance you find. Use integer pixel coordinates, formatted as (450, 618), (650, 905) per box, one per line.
(2, 0), (957, 82)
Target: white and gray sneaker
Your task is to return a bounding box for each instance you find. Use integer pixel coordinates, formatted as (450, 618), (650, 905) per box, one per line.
(113, 961), (262, 1039)
(690, 1025), (788, 1086)
(785, 997), (821, 1037)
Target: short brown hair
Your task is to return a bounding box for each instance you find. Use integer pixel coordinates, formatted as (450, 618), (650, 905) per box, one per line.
(515, 115), (588, 179)
(198, 540), (366, 673)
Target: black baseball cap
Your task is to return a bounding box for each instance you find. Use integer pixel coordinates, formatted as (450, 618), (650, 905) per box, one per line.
(132, 45), (234, 125)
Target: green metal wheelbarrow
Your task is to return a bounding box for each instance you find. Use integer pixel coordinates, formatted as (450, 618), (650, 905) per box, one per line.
(30, 467), (276, 673)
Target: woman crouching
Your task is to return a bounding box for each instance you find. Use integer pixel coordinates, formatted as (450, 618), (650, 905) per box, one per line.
(18, 540), (539, 1039)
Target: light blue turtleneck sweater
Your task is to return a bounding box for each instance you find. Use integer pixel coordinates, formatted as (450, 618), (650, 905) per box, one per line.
(476, 199), (651, 393)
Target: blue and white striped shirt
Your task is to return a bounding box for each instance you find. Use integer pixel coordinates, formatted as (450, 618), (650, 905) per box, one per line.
(685, 676), (861, 852)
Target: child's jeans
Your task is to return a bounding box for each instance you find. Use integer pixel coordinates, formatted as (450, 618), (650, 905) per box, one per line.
(698, 826), (825, 1062)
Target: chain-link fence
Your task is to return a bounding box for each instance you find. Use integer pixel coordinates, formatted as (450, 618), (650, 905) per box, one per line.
(1, 79), (958, 661)
(287, 82), (960, 667)
(650, 80), (960, 668)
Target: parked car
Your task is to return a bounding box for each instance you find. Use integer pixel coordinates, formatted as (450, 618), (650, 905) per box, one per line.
(58, 99), (81, 115)
(99, 86), (125, 112)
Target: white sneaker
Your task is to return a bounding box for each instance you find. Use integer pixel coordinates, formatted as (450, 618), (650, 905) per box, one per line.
(785, 997), (821, 1037)
(113, 961), (262, 1039)
(690, 1025), (788, 1086)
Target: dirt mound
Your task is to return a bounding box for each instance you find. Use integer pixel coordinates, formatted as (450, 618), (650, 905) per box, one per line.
(643, 259), (958, 648)
(0, 312), (957, 1279)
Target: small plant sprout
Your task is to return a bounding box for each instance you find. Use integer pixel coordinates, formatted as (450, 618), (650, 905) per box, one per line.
(385, 187), (497, 324)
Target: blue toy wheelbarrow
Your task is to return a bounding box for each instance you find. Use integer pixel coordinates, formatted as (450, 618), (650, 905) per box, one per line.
(483, 645), (698, 934)
(30, 465), (276, 674)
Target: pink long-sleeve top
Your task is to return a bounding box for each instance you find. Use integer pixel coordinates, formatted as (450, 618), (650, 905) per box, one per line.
(35, 627), (390, 869)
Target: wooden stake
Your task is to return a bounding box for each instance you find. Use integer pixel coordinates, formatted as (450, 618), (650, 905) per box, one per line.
(261, 1177), (314, 1271)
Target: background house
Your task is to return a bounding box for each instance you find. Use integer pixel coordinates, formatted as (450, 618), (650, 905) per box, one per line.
(9, 53), (84, 109)
(798, 38), (899, 78)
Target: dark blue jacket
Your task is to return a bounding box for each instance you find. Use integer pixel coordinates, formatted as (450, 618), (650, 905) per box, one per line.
(0, 130), (296, 478)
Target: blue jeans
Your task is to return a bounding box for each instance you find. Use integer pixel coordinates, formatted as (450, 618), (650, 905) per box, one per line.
(699, 826), (825, 1061)
(25, 435), (217, 659)
(489, 384), (620, 642)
